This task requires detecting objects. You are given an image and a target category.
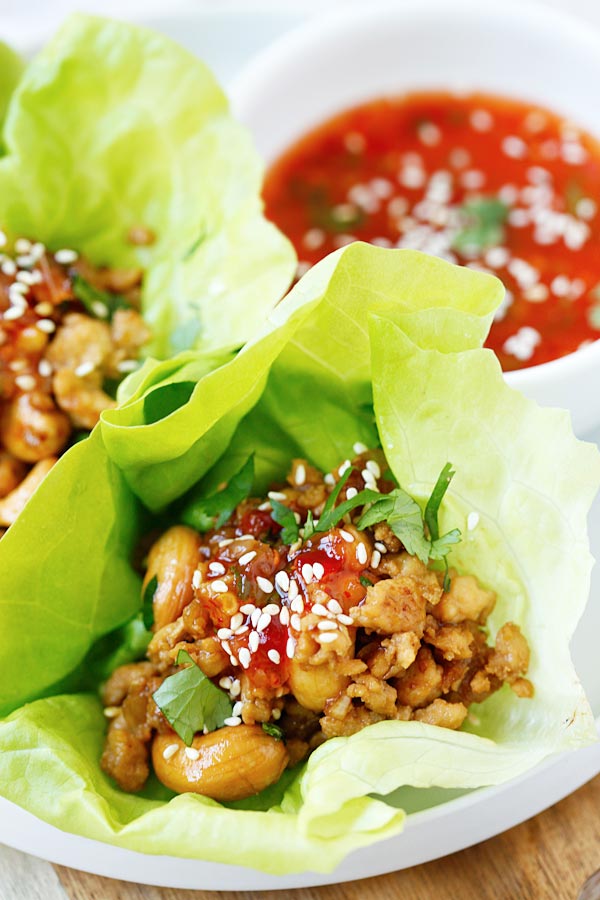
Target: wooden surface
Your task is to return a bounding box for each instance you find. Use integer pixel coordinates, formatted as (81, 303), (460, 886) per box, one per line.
(2, 773), (599, 900)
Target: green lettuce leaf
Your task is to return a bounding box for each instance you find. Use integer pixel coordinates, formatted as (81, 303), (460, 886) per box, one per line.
(0, 244), (597, 873)
(0, 40), (23, 151)
(0, 14), (295, 355)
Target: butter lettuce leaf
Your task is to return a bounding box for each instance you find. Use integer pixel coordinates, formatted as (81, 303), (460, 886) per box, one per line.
(0, 244), (597, 873)
(0, 14), (295, 355)
(0, 40), (23, 150)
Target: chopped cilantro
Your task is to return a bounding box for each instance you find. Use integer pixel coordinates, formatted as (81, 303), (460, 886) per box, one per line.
(359, 575), (373, 588)
(262, 722), (285, 741)
(141, 575), (157, 631)
(270, 499), (300, 544)
(152, 649), (232, 745)
(452, 197), (508, 255)
(72, 274), (130, 321)
(424, 463), (455, 542)
(182, 456), (254, 532)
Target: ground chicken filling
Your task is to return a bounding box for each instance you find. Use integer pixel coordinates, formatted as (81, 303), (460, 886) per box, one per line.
(101, 448), (533, 802)
(0, 235), (151, 533)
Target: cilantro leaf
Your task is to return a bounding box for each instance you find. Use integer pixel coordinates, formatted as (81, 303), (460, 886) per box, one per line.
(359, 575), (373, 588)
(424, 462), (456, 542)
(152, 649), (232, 745)
(182, 455), (254, 532)
(452, 197), (508, 255)
(262, 722), (284, 741)
(270, 499), (299, 544)
(305, 468), (380, 538)
(358, 489), (431, 563)
(72, 274), (130, 321)
(141, 575), (157, 631)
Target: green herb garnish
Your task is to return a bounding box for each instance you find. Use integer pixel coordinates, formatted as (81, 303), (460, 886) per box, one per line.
(452, 197), (508, 255)
(182, 455), (254, 532)
(262, 722), (285, 741)
(359, 575), (373, 588)
(270, 499), (300, 544)
(72, 274), (130, 320)
(152, 649), (232, 746)
(141, 575), (157, 631)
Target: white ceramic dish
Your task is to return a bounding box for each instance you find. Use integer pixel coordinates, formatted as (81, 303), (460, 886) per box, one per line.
(231, 0), (600, 437)
(1, 4), (599, 890)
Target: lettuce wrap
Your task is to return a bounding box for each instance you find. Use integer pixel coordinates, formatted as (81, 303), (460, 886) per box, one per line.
(0, 14), (295, 356)
(0, 244), (598, 874)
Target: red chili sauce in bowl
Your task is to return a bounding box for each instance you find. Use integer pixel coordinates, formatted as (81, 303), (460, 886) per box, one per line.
(263, 93), (600, 371)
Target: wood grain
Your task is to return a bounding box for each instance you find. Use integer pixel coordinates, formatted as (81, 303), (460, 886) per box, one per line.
(53, 773), (600, 900)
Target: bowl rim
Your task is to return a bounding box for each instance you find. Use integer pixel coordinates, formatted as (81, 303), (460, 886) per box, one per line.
(230, 0), (600, 388)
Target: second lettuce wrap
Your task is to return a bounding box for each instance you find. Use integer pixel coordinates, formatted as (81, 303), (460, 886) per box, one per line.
(0, 244), (597, 873)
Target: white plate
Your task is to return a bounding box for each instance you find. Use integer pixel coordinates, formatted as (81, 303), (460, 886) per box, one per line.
(1, 6), (599, 891)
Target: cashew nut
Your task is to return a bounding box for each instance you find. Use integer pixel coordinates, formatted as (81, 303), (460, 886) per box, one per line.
(144, 526), (202, 631)
(288, 658), (350, 713)
(52, 368), (116, 430)
(1, 393), (71, 462)
(0, 457), (57, 526)
(152, 725), (289, 801)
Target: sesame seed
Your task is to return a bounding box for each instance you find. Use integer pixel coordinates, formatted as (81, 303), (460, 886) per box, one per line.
(224, 716), (242, 727)
(232, 701), (243, 717)
(251, 608), (262, 628)
(279, 606), (290, 625)
(356, 543), (368, 565)
(217, 627), (233, 640)
(467, 512), (480, 531)
(1, 259), (16, 276)
(551, 275), (571, 297)
(301, 563), (314, 583)
(14, 238), (31, 254)
(374, 541), (387, 553)
(0, 231), (6, 247)
(502, 135), (527, 159)
(249, 631), (260, 653)
(523, 284), (548, 303)
(286, 637), (296, 659)
(288, 580), (299, 601)
(238, 648), (251, 669)
(219, 676), (233, 690)
(3, 306), (24, 320)
(311, 603), (329, 617)
(257, 576), (274, 594)
(34, 301), (53, 316)
(317, 620), (338, 631)
(229, 655), (239, 666)
(14, 374), (36, 391)
(117, 359), (139, 374)
(258, 501), (271, 511)
(272, 708), (282, 720)
(16, 254), (35, 269)
(235, 625), (249, 636)
(211, 578), (230, 594)
(103, 706), (120, 718)
(162, 743), (179, 760)
(346, 487), (358, 500)
(36, 318), (56, 334)
(290, 613), (302, 631)
(256, 612), (272, 632)
(192, 569), (202, 589)
(91, 301), (109, 318)
(338, 613), (354, 626)
(317, 632), (338, 644)
(54, 248), (78, 265)
(365, 459), (381, 478)
(312, 562), (325, 581)
(218, 538), (233, 547)
(263, 603), (280, 617)
(16, 269), (41, 286)
(340, 529), (354, 543)
(38, 359), (52, 377)
(74, 361), (95, 378)
(185, 747), (200, 760)
(290, 595), (304, 613)
(327, 599), (343, 614)
(9, 281), (28, 296)
(353, 441), (368, 454)
(324, 473), (335, 486)
(238, 550), (256, 566)
(338, 460), (351, 477)
(295, 464), (306, 486)
(230, 679), (241, 697)
(371, 550), (382, 568)
(230, 612), (244, 630)
(303, 228), (326, 251)
(268, 649), (281, 664)
(275, 570), (290, 592)
(576, 198), (597, 220)
(268, 491), (287, 501)
(240, 603), (255, 615)
(470, 109), (493, 131)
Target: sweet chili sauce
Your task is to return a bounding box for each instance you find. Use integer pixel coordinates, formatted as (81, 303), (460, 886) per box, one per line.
(263, 92), (600, 371)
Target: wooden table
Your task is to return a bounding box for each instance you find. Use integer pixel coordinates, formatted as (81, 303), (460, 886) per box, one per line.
(3, 773), (600, 900)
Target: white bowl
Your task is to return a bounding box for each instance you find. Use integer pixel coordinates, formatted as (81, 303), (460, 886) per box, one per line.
(231, 0), (600, 436)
